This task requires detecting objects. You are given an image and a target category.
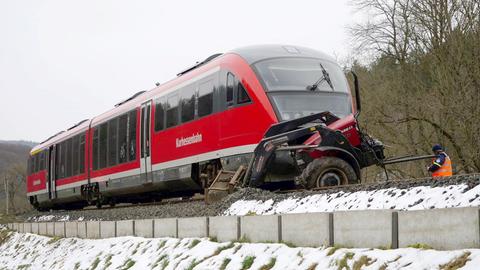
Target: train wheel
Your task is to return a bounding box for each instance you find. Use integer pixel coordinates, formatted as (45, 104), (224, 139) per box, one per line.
(300, 157), (357, 188)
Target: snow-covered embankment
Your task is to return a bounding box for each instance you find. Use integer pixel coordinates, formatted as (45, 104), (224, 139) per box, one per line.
(1, 228), (480, 270)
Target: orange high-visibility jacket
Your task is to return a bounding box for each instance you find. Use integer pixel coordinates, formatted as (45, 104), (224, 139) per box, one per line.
(432, 153), (453, 177)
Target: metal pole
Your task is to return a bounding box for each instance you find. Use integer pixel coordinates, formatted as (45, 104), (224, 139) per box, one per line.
(4, 174), (8, 215)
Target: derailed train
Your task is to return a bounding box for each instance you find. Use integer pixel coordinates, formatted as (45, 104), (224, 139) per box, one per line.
(26, 45), (385, 210)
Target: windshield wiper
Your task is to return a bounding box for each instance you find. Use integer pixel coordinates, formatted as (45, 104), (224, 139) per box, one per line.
(306, 63), (334, 91)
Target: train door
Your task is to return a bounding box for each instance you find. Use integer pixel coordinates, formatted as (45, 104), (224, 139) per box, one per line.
(140, 101), (153, 183)
(48, 145), (57, 199)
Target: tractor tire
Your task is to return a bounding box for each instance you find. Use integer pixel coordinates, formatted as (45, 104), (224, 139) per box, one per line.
(299, 157), (358, 188)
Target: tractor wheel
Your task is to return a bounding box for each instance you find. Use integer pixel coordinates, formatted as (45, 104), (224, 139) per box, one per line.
(299, 157), (358, 188)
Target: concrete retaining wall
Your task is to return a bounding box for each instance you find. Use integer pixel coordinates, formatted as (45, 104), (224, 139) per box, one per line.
(100, 221), (116, 238)
(39, 223), (47, 235)
(65, 222), (77, 238)
(154, 218), (177, 238)
(209, 216), (239, 242)
(7, 207), (480, 250)
(398, 207), (479, 250)
(282, 213), (331, 247)
(46, 222), (54, 236)
(241, 215), (279, 243)
(117, 220), (134, 237)
(32, 223), (39, 234)
(178, 217), (208, 238)
(135, 219), (153, 238)
(86, 221), (100, 239)
(334, 210), (395, 248)
(78, 222), (87, 238)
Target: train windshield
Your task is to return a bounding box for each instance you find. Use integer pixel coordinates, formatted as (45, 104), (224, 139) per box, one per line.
(254, 58), (352, 120)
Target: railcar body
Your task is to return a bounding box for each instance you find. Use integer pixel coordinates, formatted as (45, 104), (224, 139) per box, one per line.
(26, 45), (360, 209)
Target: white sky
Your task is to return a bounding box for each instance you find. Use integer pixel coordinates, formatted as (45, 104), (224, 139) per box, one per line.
(0, 0), (357, 142)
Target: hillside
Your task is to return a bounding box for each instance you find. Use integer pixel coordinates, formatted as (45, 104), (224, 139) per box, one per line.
(0, 141), (35, 173)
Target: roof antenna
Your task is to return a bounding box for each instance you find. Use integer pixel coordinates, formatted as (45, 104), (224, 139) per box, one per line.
(155, 82), (160, 87)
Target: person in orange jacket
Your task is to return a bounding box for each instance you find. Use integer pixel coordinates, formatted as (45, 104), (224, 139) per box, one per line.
(428, 144), (453, 177)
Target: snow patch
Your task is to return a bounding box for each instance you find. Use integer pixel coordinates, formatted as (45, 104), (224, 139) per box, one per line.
(1, 229), (479, 270)
(224, 183), (480, 216)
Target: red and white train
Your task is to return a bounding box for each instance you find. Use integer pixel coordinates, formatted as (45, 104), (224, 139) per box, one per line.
(27, 45), (384, 210)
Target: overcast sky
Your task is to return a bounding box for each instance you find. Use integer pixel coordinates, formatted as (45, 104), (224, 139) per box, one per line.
(0, 0), (358, 142)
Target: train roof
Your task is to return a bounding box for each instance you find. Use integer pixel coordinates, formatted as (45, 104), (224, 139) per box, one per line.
(30, 118), (90, 155)
(31, 44), (335, 154)
(230, 44), (336, 65)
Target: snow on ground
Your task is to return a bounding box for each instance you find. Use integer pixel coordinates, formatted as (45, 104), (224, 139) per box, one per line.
(225, 183), (480, 216)
(1, 228), (480, 270)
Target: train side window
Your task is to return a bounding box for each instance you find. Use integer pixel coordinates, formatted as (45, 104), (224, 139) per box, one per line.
(55, 144), (60, 178)
(66, 138), (73, 178)
(128, 110), (137, 161)
(226, 73), (235, 106)
(198, 80), (213, 117)
(237, 82), (251, 104)
(166, 94), (179, 128)
(34, 154), (39, 173)
(39, 152), (44, 171)
(61, 141), (67, 178)
(79, 134), (85, 173)
(181, 86), (196, 123)
(92, 128), (99, 170)
(154, 98), (166, 131)
(108, 118), (118, 167)
(72, 135), (79, 176)
(118, 114), (128, 164)
(99, 123), (108, 169)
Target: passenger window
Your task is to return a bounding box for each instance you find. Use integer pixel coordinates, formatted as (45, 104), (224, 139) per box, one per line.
(99, 123), (108, 169)
(128, 110), (137, 161)
(198, 80), (213, 117)
(92, 128), (99, 170)
(72, 135), (79, 176)
(79, 134), (85, 173)
(154, 98), (166, 131)
(39, 152), (45, 171)
(55, 145), (60, 178)
(34, 154), (39, 173)
(108, 118), (118, 167)
(66, 138), (72, 178)
(166, 94), (179, 128)
(237, 82), (251, 104)
(61, 141), (67, 178)
(181, 87), (196, 123)
(226, 73), (235, 106)
(118, 114), (128, 164)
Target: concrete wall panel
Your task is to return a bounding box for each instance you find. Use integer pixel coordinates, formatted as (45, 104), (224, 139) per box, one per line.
(31, 223), (39, 234)
(241, 215), (279, 243)
(77, 222), (87, 239)
(65, 222), (78, 238)
(282, 213), (330, 247)
(117, 220), (134, 237)
(153, 218), (177, 238)
(39, 223), (47, 235)
(46, 222), (55, 236)
(54, 222), (65, 237)
(399, 207), (479, 250)
(334, 210), (393, 248)
(209, 216), (239, 242)
(23, 223), (31, 233)
(86, 221), (100, 239)
(100, 221), (116, 238)
(135, 219), (153, 238)
(178, 217), (208, 238)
